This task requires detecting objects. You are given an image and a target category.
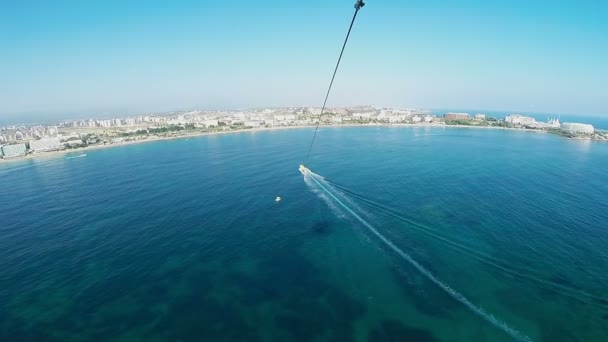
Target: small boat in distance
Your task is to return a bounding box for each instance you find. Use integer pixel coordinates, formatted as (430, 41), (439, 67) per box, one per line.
(66, 154), (87, 159)
(275, 196), (281, 202)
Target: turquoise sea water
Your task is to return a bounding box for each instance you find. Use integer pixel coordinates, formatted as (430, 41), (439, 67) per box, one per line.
(1, 127), (607, 341)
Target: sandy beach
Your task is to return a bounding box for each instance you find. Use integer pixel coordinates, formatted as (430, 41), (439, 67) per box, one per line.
(0, 125), (312, 164)
(0, 123), (552, 164)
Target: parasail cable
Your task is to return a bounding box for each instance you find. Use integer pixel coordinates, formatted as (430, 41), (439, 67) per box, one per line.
(305, 0), (366, 162)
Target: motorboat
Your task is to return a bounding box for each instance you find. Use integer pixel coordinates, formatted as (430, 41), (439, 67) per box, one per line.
(299, 164), (310, 175)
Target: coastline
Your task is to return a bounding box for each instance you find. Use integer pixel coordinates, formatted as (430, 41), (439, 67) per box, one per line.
(0, 125), (308, 164)
(0, 123), (597, 164)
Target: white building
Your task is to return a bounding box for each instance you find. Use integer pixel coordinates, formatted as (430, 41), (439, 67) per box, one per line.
(244, 121), (261, 128)
(48, 126), (59, 136)
(1, 144), (27, 158)
(99, 120), (112, 128)
(352, 112), (373, 119)
(307, 107), (322, 115)
(29, 137), (62, 152)
(561, 122), (594, 135)
(389, 115), (408, 123)
(475, 114), (486, 120)
(444, 112), (470, 120)
(203, 119), (219, 127)
(547, 118), (561, 128)
(66, 139), (85, 147)
(505, 115), (536, 126)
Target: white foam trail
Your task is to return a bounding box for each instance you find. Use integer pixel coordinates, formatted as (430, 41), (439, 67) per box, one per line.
(304, 170), (531, 342)
(0, 154), (87, 175)
(326, 180), (608, 308)
(66, 154), (87, 159)
(0, 158), (63, 175)
(304, 174), (346, 219)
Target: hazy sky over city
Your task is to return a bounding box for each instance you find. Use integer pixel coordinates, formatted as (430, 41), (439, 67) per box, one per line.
(1, 0), (607, 123)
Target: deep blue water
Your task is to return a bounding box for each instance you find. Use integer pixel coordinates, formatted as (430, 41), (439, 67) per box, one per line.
(1, 127), (607, 341)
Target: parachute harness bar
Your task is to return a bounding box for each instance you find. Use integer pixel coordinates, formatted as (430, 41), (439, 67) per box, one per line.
(305, 0), (365, 162)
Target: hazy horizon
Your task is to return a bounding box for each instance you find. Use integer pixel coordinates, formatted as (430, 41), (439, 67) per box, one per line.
(2, 105), (607, 128)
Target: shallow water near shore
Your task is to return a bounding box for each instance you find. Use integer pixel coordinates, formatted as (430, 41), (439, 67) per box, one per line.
(1, 126), (607, 341)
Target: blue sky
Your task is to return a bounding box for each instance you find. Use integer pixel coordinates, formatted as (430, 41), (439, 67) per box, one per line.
(1, 0), (607, 122)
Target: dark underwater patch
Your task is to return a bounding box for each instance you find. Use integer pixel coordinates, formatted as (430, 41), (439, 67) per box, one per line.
(458, 214), (481, 228)
(596, 298), (608, 307)
(368, 319), (437, 342)
(275, 308), (333, 342)
(145, 280), (170, 299)
(218, 243), (367, 341)
(0, 324), (59, 342)
(256, 248), (326, 293)
(539, 319), (579, 342)
(324, 287), (368, 322)
(70, 272), (145, 316)
(274, 290), (362, 342)
(160, 294), (260, 342)
(311, 220), (333, 236)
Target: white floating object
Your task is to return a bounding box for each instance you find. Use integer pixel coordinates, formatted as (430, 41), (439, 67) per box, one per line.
(275, 196), (282, 202)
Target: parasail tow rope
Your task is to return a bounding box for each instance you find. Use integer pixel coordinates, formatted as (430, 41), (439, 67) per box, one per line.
(305, 0), (366, 162)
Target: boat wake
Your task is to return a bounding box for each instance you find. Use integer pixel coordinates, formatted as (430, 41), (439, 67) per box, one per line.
(66, 154), (87, 159)
(302, 168), (532, 342)
(0, 154), (86, 175)
(0, 158), (63, 175)
(323, 179), (608, 309)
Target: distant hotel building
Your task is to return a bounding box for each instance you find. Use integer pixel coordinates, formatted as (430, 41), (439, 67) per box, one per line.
(29, 137), (62, 152)
(244, 121), (261, 128)
(504, 115), (536, 126)
(444, 112), (470, 120)
(561, 122), (595, 135)
(203, 119), (219, 127)
(1, 144), (27, 158)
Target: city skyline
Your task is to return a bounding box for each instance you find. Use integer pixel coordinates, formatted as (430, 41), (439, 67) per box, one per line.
(3, 105), (607, 160)
(1, 0), (607, 122)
